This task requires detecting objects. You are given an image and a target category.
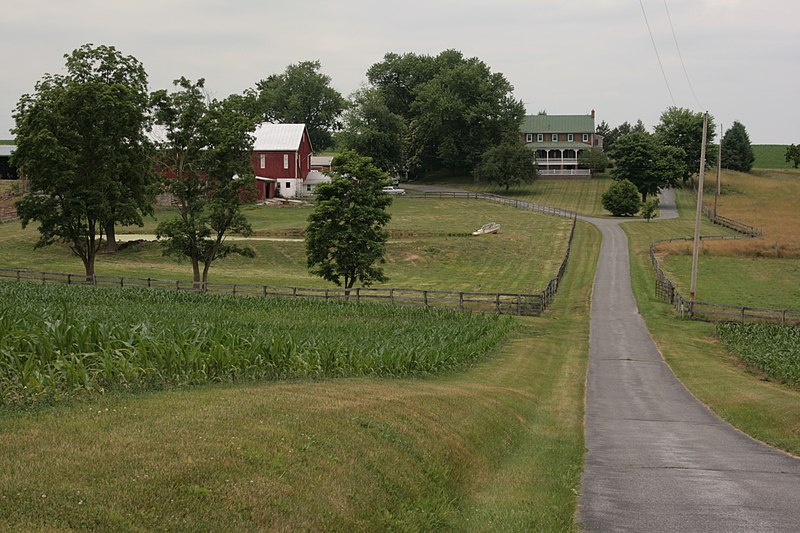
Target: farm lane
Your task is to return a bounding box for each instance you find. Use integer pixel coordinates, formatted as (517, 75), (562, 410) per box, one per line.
(579, 208), (800, 532)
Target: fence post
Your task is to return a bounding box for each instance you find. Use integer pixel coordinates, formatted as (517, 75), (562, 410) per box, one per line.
(68, 274), (72, 285)
(423, 290), (428, 307)
(147, 277), (152, 288)
(459, 292), (464, 310)
(782, 310), (787, 325)
(325, 289), (329, 301)
(176, 280), (180, 291)
(263, 285), (267, 297)
(390, 288), (395, 305)
(120, 277), (124, 287)
(741, 306), (746, 323)
(233, 284), (237, 295)
(495, 294), (500, 313)
(356, 287), (360, 302)
(517, 295), (521, 315)
(16, 270), (20, 281)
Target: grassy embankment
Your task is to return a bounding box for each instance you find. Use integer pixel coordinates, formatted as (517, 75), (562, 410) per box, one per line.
(624, 187), (800, 455)
(0, 212), (600, 531)
(0, 198), (572, 294)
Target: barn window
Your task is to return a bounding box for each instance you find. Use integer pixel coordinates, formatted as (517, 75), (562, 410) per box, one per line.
(283, 154), (289, 169)
(285, 182), (291, 189)
(307, 184), (312, 192)
(260, 154), (265, 168)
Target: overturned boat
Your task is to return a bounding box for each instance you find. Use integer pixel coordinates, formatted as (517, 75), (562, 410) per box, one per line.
(472, 222), (500, 235)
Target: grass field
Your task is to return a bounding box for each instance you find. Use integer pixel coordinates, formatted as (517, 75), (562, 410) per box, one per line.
(752, 144), (794, 169)
(656, 169), (800, 309)
(417, 174), (613, 217)
(0, 220), (600, 531)
(0, 198), (573, 294)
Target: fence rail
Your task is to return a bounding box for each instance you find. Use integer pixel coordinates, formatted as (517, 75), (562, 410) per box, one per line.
(703, 208), (762, 236)
(407, 190), (578, 219)
(649, 214), (800, 325)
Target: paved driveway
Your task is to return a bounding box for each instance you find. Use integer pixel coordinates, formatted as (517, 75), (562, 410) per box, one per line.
(579, 194), (800, 531)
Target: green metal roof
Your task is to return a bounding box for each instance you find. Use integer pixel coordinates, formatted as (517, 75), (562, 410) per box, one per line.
(524, 141), (593, 150)
(520, 114), (594, 134)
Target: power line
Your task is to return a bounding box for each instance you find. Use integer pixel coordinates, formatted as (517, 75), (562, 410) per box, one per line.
(638, 0), (675, 105)
(663, 0), (704, 109)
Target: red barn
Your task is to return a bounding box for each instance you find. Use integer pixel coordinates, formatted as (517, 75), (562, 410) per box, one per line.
(251, 123), (313, 200)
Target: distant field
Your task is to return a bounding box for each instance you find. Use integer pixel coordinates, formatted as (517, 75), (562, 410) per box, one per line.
(752, 144), (793, 169)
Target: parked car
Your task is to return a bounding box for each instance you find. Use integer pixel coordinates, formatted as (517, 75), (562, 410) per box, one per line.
(382, 186), (406, 196)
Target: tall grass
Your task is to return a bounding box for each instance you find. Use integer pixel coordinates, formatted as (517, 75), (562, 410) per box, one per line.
(0, 281), (515, 406)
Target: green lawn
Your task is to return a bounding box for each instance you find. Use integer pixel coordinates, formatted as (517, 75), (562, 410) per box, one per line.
(752, 144), (794, 169)
(1, 198), (573, 294)
(416, 174), (614, 217)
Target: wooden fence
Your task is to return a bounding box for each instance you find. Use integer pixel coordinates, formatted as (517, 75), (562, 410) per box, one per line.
(649, 216), (800, 325)
(0, 190), (577, 316)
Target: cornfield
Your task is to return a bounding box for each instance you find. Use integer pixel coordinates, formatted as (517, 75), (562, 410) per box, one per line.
(0, 281), (515, 406)
(717, 322), (800, 386)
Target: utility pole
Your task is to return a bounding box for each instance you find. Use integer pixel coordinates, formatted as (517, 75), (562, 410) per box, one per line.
(690, 112), (709, 305)
(714, 123), (722, 217)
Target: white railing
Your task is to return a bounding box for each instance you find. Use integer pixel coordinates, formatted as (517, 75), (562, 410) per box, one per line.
(539, 169), (591, 176)
(537, 158), (579, 166)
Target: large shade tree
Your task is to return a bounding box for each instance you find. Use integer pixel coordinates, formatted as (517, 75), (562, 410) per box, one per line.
(253, 60), (347, 149)
(337, 87), (406, 173)
(364, 50), (525, 176)
(151, 77), (257, 288)
(478, 141), (538, 190)
(720, 121), (755, 172)
(654, 107), (716, 182)
(609, 131), (686, 202)
(305, 150), (392, 291)
(12, 44), (154, 277)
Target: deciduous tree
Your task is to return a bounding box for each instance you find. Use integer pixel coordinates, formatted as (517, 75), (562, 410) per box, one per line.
(12, 44), (154, 277)
(365, 50), (524, 176)
(609, 131), (686, 202)
(151, 77), (257, 288)
(478, 141), (538, 191)
(254, 60), (347, 149)
(785, 144), (800, 169)
(578, 148), (609, 173)
(720, 121), (755, 172)
(654, 107), (716, 182)
(305, 151), (392, 290)
(338, 87), (406, 173)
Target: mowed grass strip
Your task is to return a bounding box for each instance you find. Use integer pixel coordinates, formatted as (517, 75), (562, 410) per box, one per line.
(623, 194), (800, 456)
(0, 198), (572, 294)
(416, 174), (613, 217)
(0, 221), (599, 532)
(0, 280), (514, 406)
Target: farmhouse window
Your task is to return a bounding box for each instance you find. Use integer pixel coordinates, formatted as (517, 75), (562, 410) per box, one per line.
(567, 134), (574, 142)
(552, 134), (558, 142)
(283, 154), (289, 169)
(260, 154), (265, 168)
(537, 134), (543, 142)
(583, 133), (589, 142)
(526, 133), (533, 142)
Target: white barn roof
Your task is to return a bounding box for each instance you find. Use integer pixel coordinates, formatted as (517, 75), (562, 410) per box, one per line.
(252, 123), (306, 151)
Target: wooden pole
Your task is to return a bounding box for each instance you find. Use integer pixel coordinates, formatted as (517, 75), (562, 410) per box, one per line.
(714, 123), (722, 217)
(690, 112), (709, 303)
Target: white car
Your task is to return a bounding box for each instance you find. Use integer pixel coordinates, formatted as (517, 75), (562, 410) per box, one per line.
(382, 186), (406, 195)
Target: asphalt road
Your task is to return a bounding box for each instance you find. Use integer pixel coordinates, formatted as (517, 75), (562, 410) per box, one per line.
(578, 192), (800, 531)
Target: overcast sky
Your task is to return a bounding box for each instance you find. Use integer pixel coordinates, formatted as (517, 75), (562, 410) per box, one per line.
(2, 0), (797, 143)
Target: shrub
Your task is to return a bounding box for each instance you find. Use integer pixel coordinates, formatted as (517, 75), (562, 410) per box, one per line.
(602, 179), (641, 216)
(641, 197), (660, 221)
